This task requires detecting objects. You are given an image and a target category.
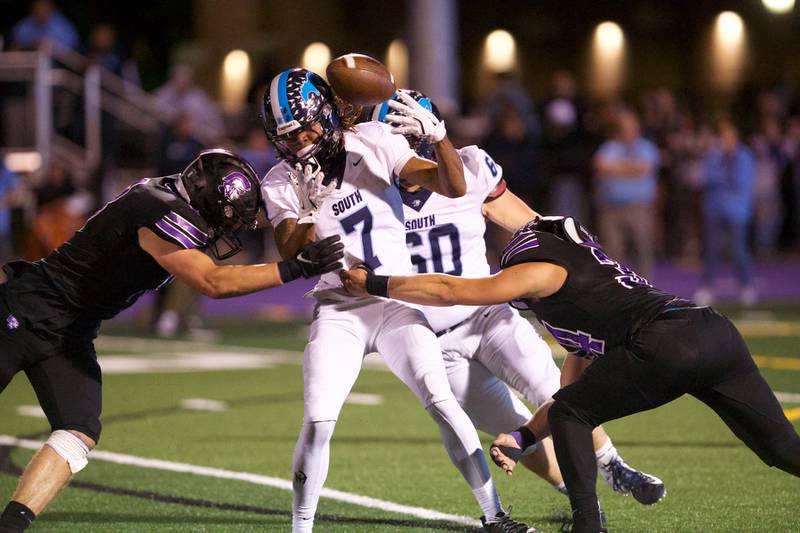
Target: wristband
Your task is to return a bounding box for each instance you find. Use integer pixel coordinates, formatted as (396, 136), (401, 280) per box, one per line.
(277, 260), (301, 283)
(365, 273), (390, 297)
(509, 426), (538, 450)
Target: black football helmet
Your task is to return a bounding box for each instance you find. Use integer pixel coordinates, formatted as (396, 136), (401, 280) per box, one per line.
(370, 89), (441, 160)
(180, 148), (262, 260)
(261, 68), (343, 164)
(521, 215), (598, 245)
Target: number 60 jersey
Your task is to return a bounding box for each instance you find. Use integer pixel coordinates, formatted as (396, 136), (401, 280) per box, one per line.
(262, 121), (418, 299)
(402, 145), (503, 332)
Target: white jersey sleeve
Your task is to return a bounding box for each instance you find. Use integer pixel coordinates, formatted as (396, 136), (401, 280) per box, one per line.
(458, 145), (504, 199)
(355, 121), (417, 185)
(262, 162), (300, 227)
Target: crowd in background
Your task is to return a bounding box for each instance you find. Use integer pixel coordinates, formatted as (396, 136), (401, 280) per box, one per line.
(4, 0), (800, 324)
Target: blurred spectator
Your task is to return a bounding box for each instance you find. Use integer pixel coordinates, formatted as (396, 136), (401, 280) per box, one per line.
(83, 23), (124, 75)
(10, 0), (79, 51)
(0, 161), (20, 263)
(695, 118), (757, 306)
(782, 114), (800, 249)
(26, 160), (92, 259)
(481, 72), (540, 142)
(154, 64), (224, 144)
(483, 102), (541, 207)
(540, 70), (590, 219)
(662, 113), (714, 261)
(238, 125), (278, 178)
(158, 113), (205, 176)
(750, 117), (788, 257)
(593, 108), (660, 278)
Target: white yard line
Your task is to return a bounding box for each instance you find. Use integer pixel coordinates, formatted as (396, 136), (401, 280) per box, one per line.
(0, 435), (479, 528)
(775, 391), (800, 404)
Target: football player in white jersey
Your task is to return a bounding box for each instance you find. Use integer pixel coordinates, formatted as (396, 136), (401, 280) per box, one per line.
(371, 91), (666, 507)
(260, 69), (534, 533)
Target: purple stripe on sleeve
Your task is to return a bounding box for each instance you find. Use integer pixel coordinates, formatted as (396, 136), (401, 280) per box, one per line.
(501, 235), (539, 265)
(155, 220), (197, 249)
(165, 211), (208, 245)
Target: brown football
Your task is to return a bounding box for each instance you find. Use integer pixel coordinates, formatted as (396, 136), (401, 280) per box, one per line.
(326, 53), (396, 106)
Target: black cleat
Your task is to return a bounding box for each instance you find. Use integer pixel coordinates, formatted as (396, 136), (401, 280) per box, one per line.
(600, 457), (666, 505)
(481, 506), (537, 533)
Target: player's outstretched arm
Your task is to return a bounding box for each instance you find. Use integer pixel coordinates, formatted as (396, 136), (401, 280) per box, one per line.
(340, 262), (566, 306)
(389, 91), (466, 198)
(139, 228), (343, 298)
(482, 188), (541, 233)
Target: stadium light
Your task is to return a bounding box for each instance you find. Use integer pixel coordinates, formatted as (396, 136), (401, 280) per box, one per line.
(762, 0), (795, 14)
(589, 21), (626, 96)
(483, 29), (517, 73)
(595, 21), (624, 57)
(221, 49), (251, 107)
(385, 39), (409, 90)
(302, 42), (332, 77)
(711, 11), (747, 91)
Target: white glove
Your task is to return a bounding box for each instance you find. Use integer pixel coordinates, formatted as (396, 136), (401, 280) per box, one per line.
(287, 161), (336, 224)
(385, 89), (447, 143)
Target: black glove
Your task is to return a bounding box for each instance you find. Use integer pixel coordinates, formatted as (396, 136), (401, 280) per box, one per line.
(278, 235), (345, 283)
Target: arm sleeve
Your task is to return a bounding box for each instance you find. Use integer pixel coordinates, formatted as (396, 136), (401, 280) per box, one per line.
(262, 166), (301, 227)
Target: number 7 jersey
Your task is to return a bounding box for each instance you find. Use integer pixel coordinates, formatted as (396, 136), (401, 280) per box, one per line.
(402, 145), (503, 331)
(262, 122), (417, 297)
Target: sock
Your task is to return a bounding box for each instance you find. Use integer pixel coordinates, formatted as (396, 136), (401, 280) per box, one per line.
(0, 501), (36, 531)
(472, 479), (503, 518)
(594, 437), (618, 468)
(554, 482), (568, 495)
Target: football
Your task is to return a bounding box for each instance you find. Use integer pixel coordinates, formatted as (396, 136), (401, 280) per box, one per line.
(326, 53), (396, 106)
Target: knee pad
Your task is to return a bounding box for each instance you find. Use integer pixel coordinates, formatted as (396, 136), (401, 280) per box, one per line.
(548, 399), (595, 427)
(45, 430), (91, 474)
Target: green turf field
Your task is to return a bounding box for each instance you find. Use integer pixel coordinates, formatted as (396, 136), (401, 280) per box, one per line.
(1, 308), (799, 532)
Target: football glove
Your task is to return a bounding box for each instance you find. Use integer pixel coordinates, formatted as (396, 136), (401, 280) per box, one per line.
(288, 160), (336, 224)
(385, 89), (447, 144)
(278, 235), (345, 282)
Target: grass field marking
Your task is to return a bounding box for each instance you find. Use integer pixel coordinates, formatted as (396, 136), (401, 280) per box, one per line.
(783, 408), (800, 422)
(752, 355), (800, 372)
(775, 392), (800, 404)
(0, 435), (481, 528)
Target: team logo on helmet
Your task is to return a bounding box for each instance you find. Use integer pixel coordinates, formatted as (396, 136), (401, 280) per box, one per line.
(221, 171), (252, 202)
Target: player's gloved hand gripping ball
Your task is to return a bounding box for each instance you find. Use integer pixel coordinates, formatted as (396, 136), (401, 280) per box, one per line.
(288, 160), (337, 224)
(278, 235), (345, 283)
(384, 89), (447, 144)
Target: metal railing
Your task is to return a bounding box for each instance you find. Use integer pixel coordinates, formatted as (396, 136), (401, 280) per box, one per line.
(0, 40), (172, 181)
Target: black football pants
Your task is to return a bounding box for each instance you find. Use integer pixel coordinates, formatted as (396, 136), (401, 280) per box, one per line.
(549, 307), (800, 532)
(0, 289), (102, 444)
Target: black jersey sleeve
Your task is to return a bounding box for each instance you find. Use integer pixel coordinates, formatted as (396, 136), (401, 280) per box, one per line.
(500, 229), (577, 270)
(131, 181), (210, 251)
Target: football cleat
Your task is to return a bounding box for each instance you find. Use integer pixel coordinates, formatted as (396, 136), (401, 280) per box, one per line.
(481, 506), (537, 533)
(600, 457), (666, 505)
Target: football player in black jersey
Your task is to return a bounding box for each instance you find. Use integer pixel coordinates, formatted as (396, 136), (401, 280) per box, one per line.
(341, 216), (800, 533)
(0, 149), (344, 532)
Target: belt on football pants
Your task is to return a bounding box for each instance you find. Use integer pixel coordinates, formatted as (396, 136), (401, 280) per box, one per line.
(434, 309), (483, 338)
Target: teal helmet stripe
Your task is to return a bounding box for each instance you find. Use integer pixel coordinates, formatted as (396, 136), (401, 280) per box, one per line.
(271, 70), (294, 125)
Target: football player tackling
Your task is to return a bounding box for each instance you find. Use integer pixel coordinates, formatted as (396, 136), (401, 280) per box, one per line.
(260, 69), (533, 532)
(370, 90), (666, 510)
(341, 216), (800, 533)
(0, 149), (344, 532)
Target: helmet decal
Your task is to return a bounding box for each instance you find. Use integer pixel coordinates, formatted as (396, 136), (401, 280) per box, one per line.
(221, 171), (252, 202)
